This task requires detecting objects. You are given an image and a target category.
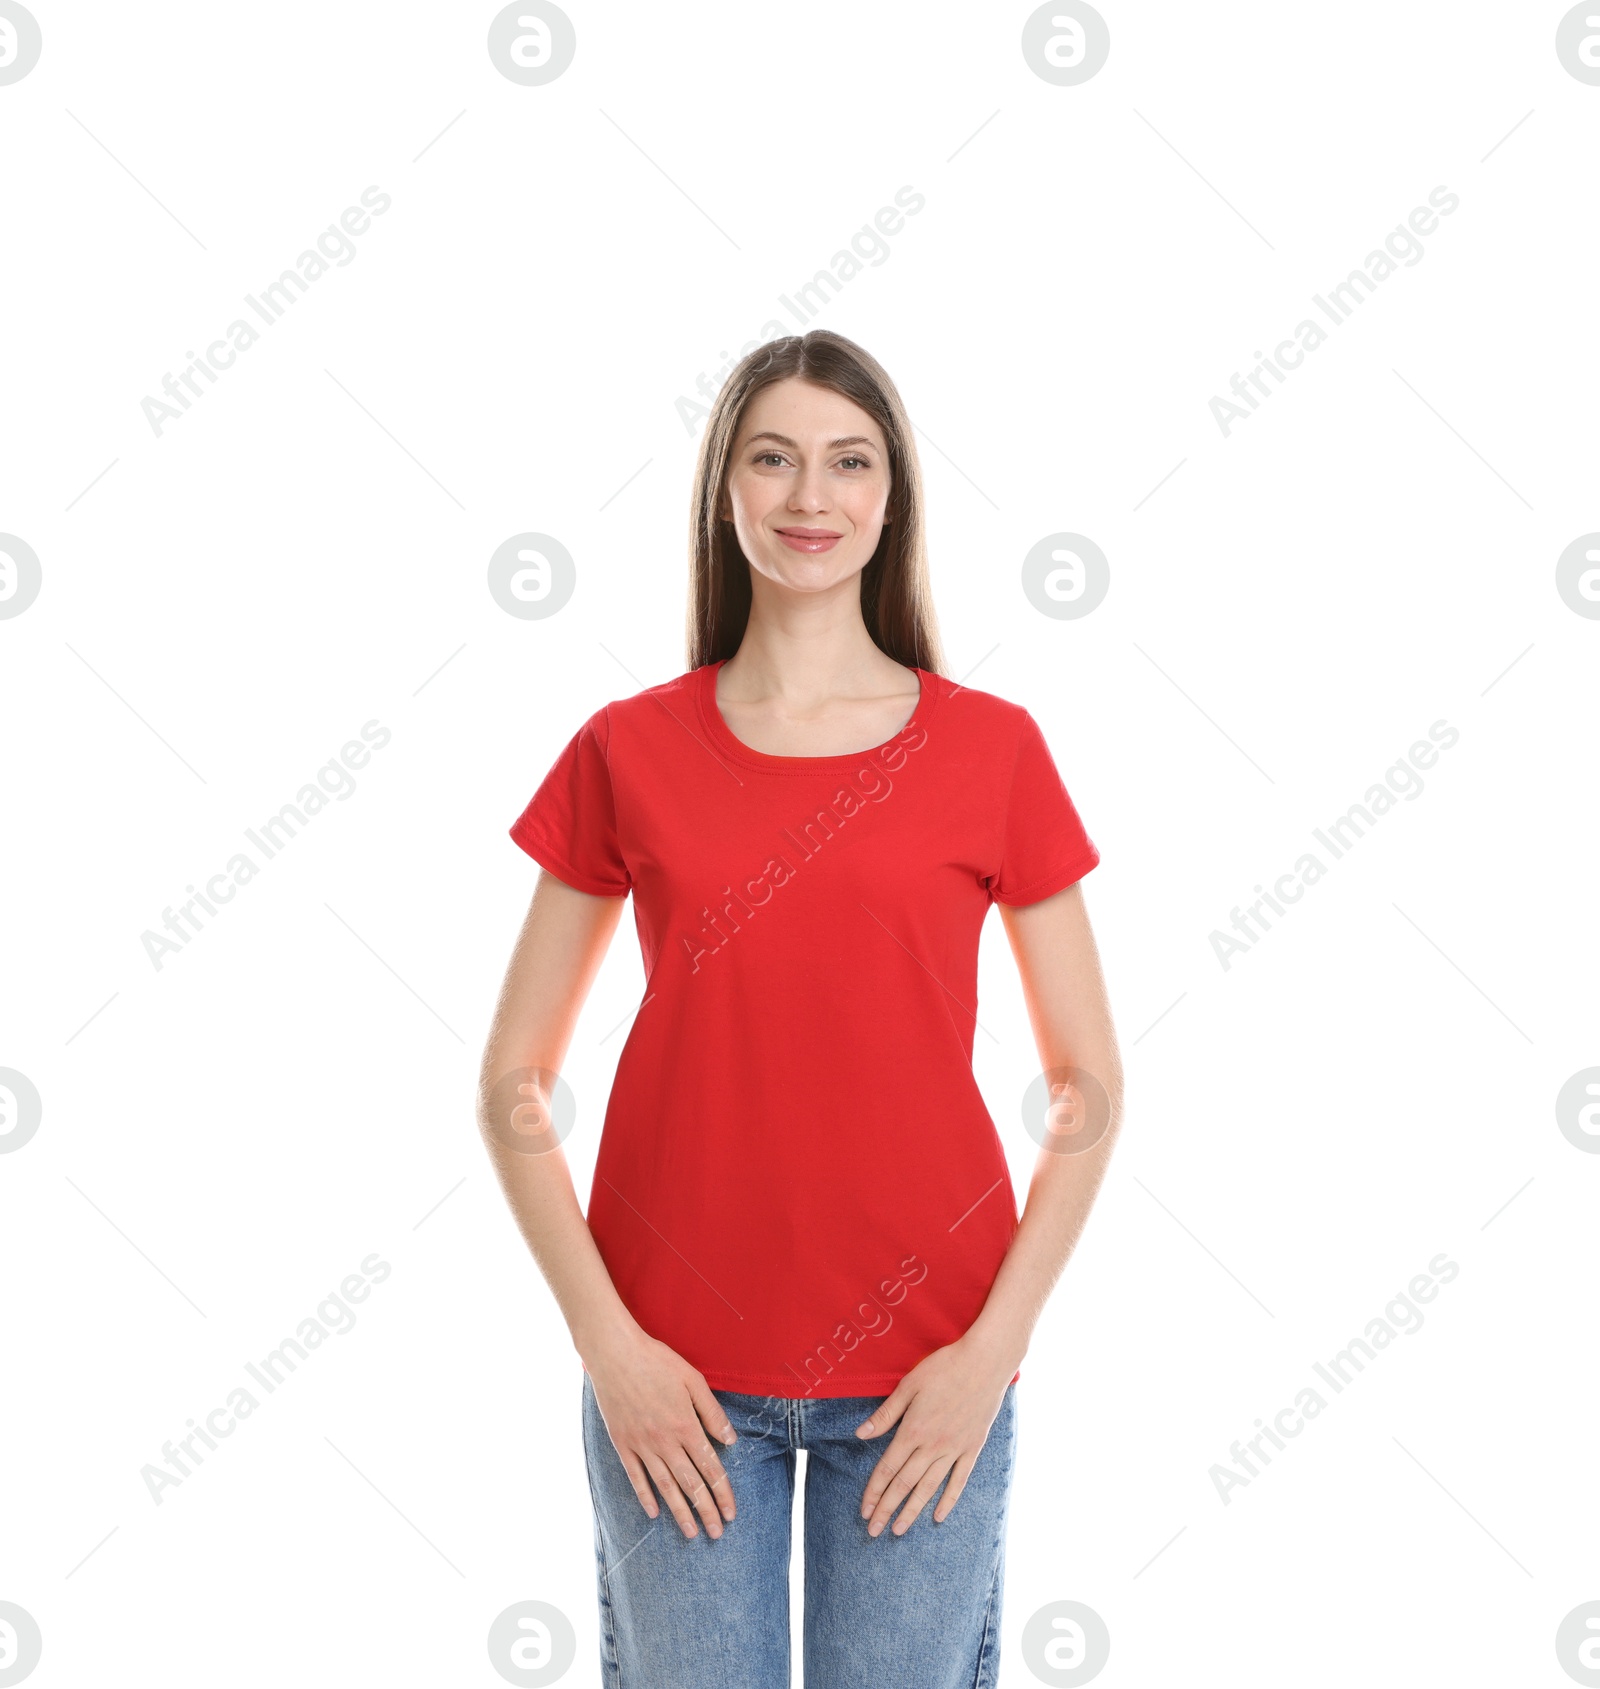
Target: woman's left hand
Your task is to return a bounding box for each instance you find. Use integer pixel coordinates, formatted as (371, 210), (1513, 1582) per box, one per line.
(853, 1333), (1016, 1536)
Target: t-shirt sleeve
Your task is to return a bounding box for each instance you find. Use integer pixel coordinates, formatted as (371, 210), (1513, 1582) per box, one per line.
(508, 708), (632, 897)
(986, 709), (1100, 906)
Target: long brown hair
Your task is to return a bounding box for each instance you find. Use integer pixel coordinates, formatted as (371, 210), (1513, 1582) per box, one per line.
(685, 330), (946, 676)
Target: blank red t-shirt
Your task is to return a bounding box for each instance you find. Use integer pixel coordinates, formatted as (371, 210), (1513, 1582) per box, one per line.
(509, 659), (1099, 1398)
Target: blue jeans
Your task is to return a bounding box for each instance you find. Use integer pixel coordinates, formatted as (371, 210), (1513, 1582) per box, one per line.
(580, 1374), (1017, 1688)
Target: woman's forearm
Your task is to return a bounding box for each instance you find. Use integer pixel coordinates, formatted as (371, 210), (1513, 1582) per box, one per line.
(478, 874), (639, 1363)
(969, 882), (1125, 1371)
(476, 1121), (641, 1359)
(964, 1124), (1121, 1373)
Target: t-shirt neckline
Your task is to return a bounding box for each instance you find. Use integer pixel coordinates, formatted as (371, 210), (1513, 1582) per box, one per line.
(696, 657), (940, 772)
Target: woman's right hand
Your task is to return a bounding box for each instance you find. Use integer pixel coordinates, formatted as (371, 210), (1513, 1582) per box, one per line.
(584, 1323), (739, 1539)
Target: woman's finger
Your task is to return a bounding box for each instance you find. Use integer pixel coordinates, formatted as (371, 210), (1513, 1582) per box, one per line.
(639, 1448), (701, 1539)
(892, 1455), (957, 1535)
(665, 1438), (728, 1537)
(855, 1385), (910, 1439)
(931, 1448), (977, 1523)
(688, 1377), (738, 1449)
(684, 1381), (738, 1521)
(616, 1448), (661, 1520)
(860, 1433), (916, 1518)
(683, 1428), (737, 1523)
(865, 1448), (933, 1536)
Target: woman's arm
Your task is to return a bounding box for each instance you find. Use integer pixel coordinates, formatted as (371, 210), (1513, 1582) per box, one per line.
(966, 878), (1124, 1371)
(856, 879), (1124, 1534)
(478, 869), (738, 1538)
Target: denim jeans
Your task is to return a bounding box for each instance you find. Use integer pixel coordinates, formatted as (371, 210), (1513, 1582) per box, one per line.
(580, 1373), (1017, 1688)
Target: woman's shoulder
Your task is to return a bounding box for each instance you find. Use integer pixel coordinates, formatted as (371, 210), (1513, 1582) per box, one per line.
(575, 666), (703, 742)
(917, 668), (1032, 736)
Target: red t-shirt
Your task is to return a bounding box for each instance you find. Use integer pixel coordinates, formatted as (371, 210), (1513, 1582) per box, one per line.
(508, 658), (1099, 1398)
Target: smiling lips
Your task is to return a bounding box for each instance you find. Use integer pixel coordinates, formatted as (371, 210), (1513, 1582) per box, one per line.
(774, 527), (843, 553)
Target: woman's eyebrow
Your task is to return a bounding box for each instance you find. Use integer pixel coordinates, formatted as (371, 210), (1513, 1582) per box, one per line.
(744, 431), (878, 450)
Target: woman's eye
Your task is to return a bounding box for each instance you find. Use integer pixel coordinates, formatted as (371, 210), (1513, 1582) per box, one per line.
(751, 451), (872, 470)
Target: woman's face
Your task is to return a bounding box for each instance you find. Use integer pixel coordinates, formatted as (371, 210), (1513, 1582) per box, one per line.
(720, 377), (892, 599)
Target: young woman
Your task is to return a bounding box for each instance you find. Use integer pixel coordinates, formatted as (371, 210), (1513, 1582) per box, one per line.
(479, 330), (1123, 1688)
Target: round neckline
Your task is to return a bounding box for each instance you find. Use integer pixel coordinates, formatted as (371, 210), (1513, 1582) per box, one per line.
(696, 657), (939, 771)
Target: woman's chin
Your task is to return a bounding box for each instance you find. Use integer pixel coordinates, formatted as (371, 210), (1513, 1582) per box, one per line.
(751, 554), (866, 596)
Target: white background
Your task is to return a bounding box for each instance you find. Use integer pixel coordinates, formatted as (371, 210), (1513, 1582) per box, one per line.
(3, 2), (1598, 1684)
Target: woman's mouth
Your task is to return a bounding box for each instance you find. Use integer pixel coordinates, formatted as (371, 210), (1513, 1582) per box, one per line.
(774, 528), (843, 554)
